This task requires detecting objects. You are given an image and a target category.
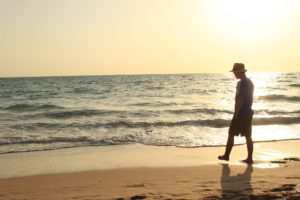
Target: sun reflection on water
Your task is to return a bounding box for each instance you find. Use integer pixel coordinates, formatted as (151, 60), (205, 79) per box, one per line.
(252, 125), (299, 142)
(248, 72), (281, 111)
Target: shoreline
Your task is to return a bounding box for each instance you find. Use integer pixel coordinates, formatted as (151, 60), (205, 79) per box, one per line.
(2, 136), (300, 155)
(1, 139), (300, 179)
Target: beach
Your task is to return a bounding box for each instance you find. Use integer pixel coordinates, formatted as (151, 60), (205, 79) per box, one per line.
(0, 73), (299, 199)
(1, 140), (300, 200)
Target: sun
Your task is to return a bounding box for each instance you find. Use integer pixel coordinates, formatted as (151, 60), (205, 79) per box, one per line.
(200, 0), (296, 44)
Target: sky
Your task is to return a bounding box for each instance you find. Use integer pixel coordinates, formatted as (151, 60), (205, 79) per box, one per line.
(1, 0), (300, 77)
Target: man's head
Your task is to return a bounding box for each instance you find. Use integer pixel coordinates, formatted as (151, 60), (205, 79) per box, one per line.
(230, 63), (247, 79)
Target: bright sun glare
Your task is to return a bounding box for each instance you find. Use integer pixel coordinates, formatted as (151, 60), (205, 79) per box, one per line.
(203, 0), (294, 43)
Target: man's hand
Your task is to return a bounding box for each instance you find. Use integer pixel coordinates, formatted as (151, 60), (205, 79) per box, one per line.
(234, 96), (244, 118)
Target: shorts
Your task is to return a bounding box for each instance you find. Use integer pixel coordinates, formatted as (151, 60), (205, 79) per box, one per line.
(229, 115), (253, 137)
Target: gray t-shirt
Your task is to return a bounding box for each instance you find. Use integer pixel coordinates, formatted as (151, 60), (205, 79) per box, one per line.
(235, 78), (254, 117)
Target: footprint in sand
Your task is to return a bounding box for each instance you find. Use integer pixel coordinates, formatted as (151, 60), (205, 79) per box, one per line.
(126, 184), (146, 188)
(130, 195), (147, 200)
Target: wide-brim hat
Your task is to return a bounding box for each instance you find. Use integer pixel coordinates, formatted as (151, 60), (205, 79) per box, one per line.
(230, 63), (247, 72)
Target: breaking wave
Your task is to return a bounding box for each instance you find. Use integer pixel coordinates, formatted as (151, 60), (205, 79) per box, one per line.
(289, 84), (300, 88)
(4, 104), (64, 111)
(257, 94), (300, 102)
(9, 117), (300, 131)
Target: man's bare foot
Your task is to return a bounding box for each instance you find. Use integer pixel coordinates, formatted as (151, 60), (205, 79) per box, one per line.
(241, 159), (253, 164)
(218, 155), (229, 161)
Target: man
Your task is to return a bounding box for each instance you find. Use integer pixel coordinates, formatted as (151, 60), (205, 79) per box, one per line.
(218, 63), (254, 164)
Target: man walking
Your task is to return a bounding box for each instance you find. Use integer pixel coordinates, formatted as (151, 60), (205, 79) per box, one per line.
(218, 63), (254, 164)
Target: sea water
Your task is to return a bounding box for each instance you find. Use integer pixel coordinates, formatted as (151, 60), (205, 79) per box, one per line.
(0, 73), (299, 154)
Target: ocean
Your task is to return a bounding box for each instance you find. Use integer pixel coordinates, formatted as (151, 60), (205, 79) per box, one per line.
(0, 73), (299, 154)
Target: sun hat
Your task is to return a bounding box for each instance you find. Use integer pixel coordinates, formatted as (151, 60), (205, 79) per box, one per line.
(230, 63), (247, 72)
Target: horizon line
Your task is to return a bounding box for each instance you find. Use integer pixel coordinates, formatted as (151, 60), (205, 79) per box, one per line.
(0, 71), (299, 79)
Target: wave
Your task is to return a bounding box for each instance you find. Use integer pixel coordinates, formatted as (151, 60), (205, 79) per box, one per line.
(43, 109), (118, 119)
(0, 135), (136, 149)
(128, 102), (178, 107)
(3, 107), (230, 120)
(2, 136), (300, 155)
(42, 109), (163, 119)
(2, 137), (300, 155)
(0, 136), (92, 145)
(9, 117), (300, 131)
(4, 104), (64, 111)
(42, 108), (232, 119)
(3, 105), (299, 122)
(11, 107), (300, 120)
(257, 109), (300, 115)
(257, 94), (300, 102)
(165, 108), (232, 115)
(252, 117), (300, 126)
(0, 94), (11, 99)
(289, 84), (300, 88)
(11, 120), (226, 131)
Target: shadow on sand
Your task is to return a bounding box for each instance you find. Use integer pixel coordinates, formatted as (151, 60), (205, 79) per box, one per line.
(220, 164), (253, 199)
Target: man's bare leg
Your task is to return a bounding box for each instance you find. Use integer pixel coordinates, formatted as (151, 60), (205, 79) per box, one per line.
(242, 135), (253, 164)
(218, 134), (234, 161)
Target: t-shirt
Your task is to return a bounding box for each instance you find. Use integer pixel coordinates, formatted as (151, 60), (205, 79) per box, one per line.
(235, 78), (254, 117)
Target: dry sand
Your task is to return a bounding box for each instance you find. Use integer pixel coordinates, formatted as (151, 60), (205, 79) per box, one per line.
(0, 140), (300, 199)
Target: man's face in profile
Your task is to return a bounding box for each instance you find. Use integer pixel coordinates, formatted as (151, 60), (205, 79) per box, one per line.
(233, 71), (243, 79)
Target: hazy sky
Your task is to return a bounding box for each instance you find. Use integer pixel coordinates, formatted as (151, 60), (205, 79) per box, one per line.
(1, 0), (300, 77)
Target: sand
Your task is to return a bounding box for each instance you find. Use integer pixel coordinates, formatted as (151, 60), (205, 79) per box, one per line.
(0, 140), (300, 200)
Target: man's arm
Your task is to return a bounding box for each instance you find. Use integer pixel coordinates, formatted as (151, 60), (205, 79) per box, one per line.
(234, 96), (244, 118)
